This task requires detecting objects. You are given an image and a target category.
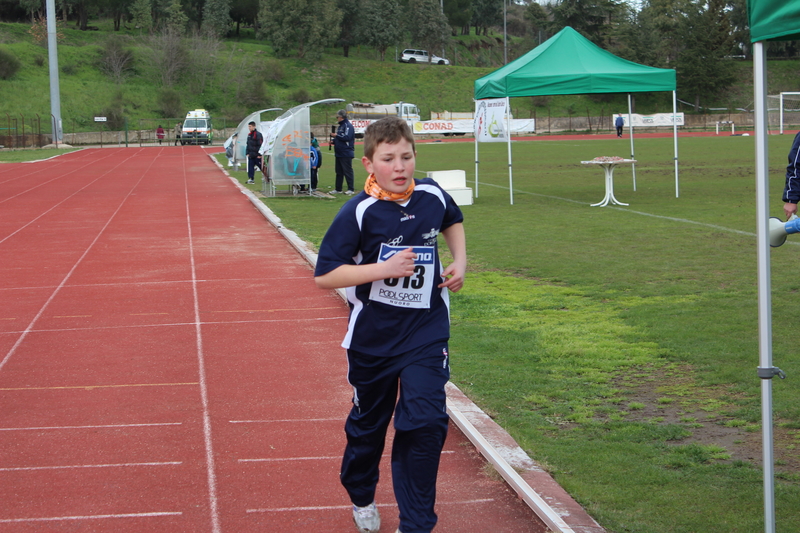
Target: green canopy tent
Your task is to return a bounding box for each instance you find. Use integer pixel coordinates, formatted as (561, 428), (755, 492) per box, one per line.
(748, 2), (800, 532)
(474, 27), (679, 203)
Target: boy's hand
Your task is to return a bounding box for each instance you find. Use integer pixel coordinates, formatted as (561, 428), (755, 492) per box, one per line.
(438, 261), (465, 292)
(382, 247), (417, 279)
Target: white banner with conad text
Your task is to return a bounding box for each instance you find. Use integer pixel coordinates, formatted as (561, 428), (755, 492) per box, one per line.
(350, 118), (535, 135)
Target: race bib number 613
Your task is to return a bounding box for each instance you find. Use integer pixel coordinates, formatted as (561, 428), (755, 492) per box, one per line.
(368, 243), (436, 309)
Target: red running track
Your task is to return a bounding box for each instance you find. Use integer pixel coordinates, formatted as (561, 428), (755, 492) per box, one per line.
(0, 147), (546, 532)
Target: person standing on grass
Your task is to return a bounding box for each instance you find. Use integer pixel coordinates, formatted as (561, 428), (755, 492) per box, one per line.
(330, 109), (356, 195)
(246, 121), (263, 185)
(315, 116), (467, 533)
(783, 130), (800, 220)
(615, 113), (624, 137)
(309, 141), (321, 192)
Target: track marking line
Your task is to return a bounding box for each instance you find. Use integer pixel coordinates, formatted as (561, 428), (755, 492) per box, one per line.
(0, 511), (183, 524)
(0, 422), (182, 432)
(207, 307), (340, 314)
(2, 315), (342, 335)
(182, 150), (222, 533)
(130, 312), (170, 316)
(53, 315), (92, 318)
(239, 451), (455, 463)
(246, 499), (495, 514)
(0, 149), (155, 373)
(0, 461), (182, 472)
(0, 382), (198, 392)
(229, 418), (341, 424)
(0, 150), (139, 245)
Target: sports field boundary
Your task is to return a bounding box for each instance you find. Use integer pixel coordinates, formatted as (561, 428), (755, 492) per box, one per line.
(208, 153), (605, 533)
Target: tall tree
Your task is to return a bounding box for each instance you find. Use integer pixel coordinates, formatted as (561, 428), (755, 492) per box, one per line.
(257, 0), (341, 59)
(130, 0), (153, 33)
(408, 0), (450, 61)
(164, 0), (189, 34)
(202, 0), (231, 37)
(356, 0), (403, 61)
(336, 0), (361, 57)
(470, 0), (501, 36)
(676, 0), (736, 110)
(548, 0), (626, 46)
(443, 0), (470, 36)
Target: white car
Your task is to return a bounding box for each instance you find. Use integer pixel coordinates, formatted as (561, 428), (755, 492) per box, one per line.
(399, 49), (450, 65)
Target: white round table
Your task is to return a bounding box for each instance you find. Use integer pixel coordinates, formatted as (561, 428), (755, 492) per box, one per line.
(580, 158), (636, 207)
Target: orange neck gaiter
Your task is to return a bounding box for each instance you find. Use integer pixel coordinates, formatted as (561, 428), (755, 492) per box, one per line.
(363, 174), (415, 203)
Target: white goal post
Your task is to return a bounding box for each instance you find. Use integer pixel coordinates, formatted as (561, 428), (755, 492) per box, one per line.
(767, 92), (800, 134)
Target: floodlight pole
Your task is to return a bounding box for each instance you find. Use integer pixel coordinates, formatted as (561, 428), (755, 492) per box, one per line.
(46, 0), (63, 143)
(753, 40), (777, 533)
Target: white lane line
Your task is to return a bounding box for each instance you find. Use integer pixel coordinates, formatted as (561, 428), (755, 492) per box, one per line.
(0, 511), (182, 523)
(0, 150), (135, 244)
(182, 150), (221, 533)
(239, 451), (455, 463)
(0, 149), (154, 373)
(0, 461), (182, 472)
(246, 498), (495, 513)
(229, 418), (342, 424)
(0, 316), (342, 336)
(0, 422), (182, 432)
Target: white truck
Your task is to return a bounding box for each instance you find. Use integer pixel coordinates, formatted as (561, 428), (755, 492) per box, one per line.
(345, 102), (421, 137)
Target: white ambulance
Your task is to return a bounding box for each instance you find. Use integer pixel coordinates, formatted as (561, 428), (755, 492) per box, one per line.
(181, 109), (213, 145)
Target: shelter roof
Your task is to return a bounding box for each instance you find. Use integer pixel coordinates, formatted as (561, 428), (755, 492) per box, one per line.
(474, 26), (676, 99)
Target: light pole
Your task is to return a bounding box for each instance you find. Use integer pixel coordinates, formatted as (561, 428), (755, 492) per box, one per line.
(46, 0), (62, 143)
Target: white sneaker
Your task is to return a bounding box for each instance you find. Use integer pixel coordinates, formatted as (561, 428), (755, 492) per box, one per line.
(331, 190), (342, 194)
(345, 190), (354, 196)
(352, 502), (380, 533)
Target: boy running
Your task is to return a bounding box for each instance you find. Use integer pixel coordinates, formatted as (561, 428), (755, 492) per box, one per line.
(315, 117), (466, 533)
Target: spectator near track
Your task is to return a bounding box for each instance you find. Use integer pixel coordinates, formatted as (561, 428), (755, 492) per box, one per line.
(783, 130), (800, 220)
(330, 109), (356, 195)
(174, 122), (182, 146)
(615, 113), (624, 137)
(245, 121), (263, 185)
(309, 142), (321, 192)
(315, 117), (467, 533)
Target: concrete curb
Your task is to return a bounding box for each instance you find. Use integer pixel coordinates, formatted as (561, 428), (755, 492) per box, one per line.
(208, 153), (605, 533)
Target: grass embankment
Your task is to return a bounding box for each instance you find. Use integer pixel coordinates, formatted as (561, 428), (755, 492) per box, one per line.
(2, 20), (800, 134)
(217, 135), (800, 533)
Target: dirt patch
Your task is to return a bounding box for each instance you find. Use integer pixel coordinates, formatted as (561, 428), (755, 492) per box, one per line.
(613, 365), (799, 474)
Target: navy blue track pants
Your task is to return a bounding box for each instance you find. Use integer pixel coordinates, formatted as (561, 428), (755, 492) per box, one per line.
(341, 341), (450, 533)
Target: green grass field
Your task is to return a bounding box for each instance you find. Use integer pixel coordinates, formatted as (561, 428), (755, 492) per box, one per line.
(5, 135), (800, 531)
(225, 134), (800, 532)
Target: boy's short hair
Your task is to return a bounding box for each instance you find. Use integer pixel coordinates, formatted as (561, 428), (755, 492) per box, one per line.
(248, 121), (256, 126)
(363, 117), (416, 160)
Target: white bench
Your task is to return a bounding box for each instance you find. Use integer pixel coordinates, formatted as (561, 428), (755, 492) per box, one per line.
(426, 170), (473, 206)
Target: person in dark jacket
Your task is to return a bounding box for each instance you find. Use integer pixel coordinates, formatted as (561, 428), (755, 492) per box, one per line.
(246, 121), (264, 185)
(783, 130), (800, 220)
(615, 113), (624, 137)
(330, 109), (356, 194)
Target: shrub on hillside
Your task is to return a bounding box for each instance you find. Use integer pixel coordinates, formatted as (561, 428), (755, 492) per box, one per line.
(102, 91), (127, 130)
(291, 88), (310, 103)
(159, 88), (183, 118)
(99, 35), (135, 84)
(0, 47), (21, 80)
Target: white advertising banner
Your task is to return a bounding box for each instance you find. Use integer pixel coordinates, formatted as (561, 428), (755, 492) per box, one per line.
(614, 112), (684, 127)
(475, 98), (508, 142)
(350, 118), (535, 136)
